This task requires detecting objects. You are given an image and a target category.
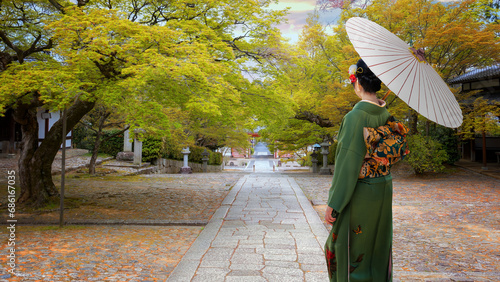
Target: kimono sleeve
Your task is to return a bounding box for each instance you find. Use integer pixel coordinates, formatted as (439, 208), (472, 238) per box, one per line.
(327, 112), (366, 214)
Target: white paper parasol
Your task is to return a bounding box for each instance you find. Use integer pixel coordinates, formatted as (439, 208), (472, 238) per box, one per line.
(346, 17), (463, 128)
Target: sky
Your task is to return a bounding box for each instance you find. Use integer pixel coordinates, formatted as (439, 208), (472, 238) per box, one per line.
(267, 0), (341, 43)
(267, 0), (458, 44)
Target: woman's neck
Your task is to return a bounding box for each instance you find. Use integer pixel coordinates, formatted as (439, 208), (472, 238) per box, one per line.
(359, 92), (379, 104)
(353, 81), (383, 106)
(361, 98), (386, 107)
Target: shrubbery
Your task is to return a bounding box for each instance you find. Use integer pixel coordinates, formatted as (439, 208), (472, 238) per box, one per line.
(72, 125), (123, 157)
(160, 141), (222, 165)
(427, 127), (460, 164)
(72, 124), (94, 152)
(73, 125), (222, 165)
(142, 138), (163, 163)
(98, 130), (124, 157)
(406, 134), (448, 174)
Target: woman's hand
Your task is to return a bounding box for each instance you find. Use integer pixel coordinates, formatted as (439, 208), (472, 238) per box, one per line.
(325, 206), (337, 225)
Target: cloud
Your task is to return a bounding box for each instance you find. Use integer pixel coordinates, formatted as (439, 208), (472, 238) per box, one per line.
(276, 10), (311, 42)
(267, 0), (317, 12)
(270, 1), (340, 43)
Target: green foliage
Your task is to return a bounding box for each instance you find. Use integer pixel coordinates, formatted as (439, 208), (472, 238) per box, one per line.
(172, 145), (223, 165)
(187, 147), (204, 164)
(209, 151), (223, 166)
(98, 130), (124, 157)
(73, 124), (95, 152)
(329, 141), (338, 165)
(406, 134), (449, 174)
(0, 0), (292, 206)
(261, 119), (329, 152)
(73, 125), (123, 157)
(141, 138), (222, 165)
(161, 137), (183, 160)
(262, 0), (500, 149)
(426, 126), (461, 164)
(308, 141), (337, 167)
(142, 138), (163, 163)
(76, 130), (223, 164)
(302, 154), (312, 167)
(190, 146), (221, 165)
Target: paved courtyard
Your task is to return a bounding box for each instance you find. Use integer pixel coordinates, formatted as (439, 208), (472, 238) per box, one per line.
(0, 157), (498, 281)
(296, 163), (500, 281)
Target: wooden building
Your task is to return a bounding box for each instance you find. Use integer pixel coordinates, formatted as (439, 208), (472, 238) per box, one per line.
(448, 64), (500, 163)
(0, 108), (72, 155)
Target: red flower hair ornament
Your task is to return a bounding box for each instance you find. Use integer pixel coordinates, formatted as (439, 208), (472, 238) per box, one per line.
(349, 64), (363, 84)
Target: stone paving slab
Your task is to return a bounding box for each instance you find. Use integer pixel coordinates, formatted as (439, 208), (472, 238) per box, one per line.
(168, 174), (329, 282)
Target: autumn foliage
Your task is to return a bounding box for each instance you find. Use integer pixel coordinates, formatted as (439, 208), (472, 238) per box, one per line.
(261, 0), (499, 160)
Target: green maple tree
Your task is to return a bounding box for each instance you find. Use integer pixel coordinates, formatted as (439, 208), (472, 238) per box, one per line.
(0, 0), (292, 207)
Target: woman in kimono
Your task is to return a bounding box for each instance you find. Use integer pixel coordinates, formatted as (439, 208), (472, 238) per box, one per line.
(324, 59), (396, 281)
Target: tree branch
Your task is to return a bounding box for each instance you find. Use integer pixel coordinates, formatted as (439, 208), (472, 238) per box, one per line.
(103, 121), (125, 128)
(295, 111), (334, 128)
(319, 43), (341, 73)
(77, 0), (90, 7)
(0, 51), (13, 71)
(79, 121), (99, 134)
(48, 0), (65, 13)
(101, 125), (130, 143)
(0, 29), (53, 64)
(0, 30), (22, 54)
(25, 35), (53, 57)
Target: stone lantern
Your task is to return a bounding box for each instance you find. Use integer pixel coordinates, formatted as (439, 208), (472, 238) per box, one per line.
(180, 147), (192, 174)
(201, 149), (210, 172)
(311, 143), (321, 173)
(319, 141), (331, 175)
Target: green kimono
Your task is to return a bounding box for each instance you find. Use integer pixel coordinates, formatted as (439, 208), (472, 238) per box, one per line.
(325, 100), (393, 282)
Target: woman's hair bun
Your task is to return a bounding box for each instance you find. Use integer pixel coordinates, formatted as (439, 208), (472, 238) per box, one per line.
(356, 59), (382, 93)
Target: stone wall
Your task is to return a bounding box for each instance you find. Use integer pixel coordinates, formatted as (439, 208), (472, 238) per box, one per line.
(154, 158), (222, 173)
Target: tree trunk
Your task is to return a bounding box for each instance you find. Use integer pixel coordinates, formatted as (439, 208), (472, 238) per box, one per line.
(482, 130), (487, 169)
(89, 136), (102, 175)
(470, 137), (476, 162)
(14, 95), (95, 208)
(88, 110), (110, 175)
(410, 110), (419, 135)
(13, 94), (56, 207)
(88, 118), (128, 174)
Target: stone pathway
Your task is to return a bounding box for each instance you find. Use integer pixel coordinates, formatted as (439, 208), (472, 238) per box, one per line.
(167, 174), (329, 282)
(245, 160), (277, 173)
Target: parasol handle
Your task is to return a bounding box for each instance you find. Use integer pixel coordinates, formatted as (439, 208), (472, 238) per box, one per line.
(382, 90), (392, 101)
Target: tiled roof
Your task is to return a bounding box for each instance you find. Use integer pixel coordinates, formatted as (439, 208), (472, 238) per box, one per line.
(448, 64), (500, 84)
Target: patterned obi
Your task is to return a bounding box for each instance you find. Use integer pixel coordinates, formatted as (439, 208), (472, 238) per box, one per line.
(358, 116), (409, 179)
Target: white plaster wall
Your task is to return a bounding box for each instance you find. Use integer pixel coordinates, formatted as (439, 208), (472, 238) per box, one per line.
(37, 108), (72, 148)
